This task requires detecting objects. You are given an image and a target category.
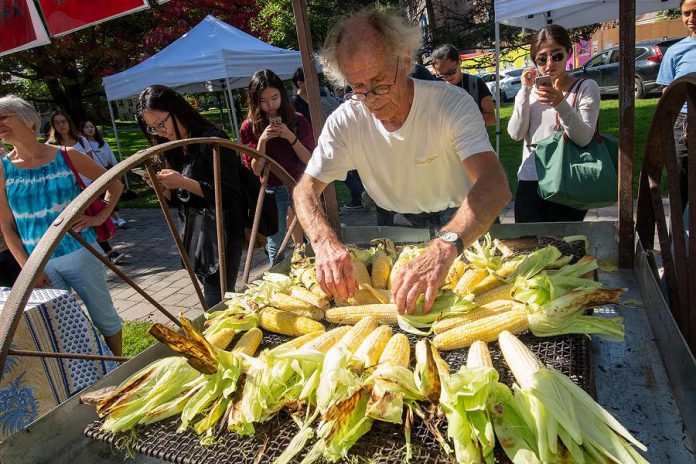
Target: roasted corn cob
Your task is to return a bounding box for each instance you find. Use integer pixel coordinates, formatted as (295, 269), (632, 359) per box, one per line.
(259, 307), (325, 337)
(325, 304), (399, 325)
(433, 309), (529, 350)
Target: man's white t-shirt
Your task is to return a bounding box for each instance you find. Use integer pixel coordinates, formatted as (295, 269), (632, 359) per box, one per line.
(305, 79), (494, 214)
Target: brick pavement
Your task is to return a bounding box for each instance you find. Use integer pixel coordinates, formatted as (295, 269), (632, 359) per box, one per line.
(109, 200), (670, 324)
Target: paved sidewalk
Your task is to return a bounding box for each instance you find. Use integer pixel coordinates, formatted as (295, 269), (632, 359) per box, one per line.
(109, 200), (670, 325)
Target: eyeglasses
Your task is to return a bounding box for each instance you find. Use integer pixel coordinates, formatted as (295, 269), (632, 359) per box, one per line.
(534, 51), (566, 67)
(345, 57), (400, 102)
(0, 114), (16, 123)
(54, 120), (69, 126)
(435, 67), (459, 79)
(146, 113), (172, 135)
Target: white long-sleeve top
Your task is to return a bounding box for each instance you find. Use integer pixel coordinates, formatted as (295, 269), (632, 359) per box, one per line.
(507, 79), (601, 181)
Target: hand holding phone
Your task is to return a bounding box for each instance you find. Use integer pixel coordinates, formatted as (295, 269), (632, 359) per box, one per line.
(269, 116), (282, 125)
(535, 75), (553, 88)
(131, 167), (147, 177)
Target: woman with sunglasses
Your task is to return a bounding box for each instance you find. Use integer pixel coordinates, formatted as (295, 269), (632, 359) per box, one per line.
(240, 69), (314, 265)
(136, 85), (247, 307)
(508, 24), (601, 223)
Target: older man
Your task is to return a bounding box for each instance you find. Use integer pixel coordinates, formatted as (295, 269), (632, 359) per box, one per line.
(294, 10), (511, 314)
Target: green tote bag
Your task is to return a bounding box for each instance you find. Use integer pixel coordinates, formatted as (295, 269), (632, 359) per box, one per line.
(534, 79), (618, 211)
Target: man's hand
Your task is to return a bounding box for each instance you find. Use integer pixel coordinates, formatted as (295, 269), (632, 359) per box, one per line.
(391, 239), (458, 314)
(313, 240), (357, 302)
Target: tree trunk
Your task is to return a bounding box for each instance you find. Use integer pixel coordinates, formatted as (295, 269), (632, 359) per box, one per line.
(44, 79), (89, 128)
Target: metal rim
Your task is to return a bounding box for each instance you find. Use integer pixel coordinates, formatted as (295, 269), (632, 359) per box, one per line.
(0, 137), (298, 378)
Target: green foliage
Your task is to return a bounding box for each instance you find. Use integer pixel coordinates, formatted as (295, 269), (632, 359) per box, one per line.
(250, 0), (394, 51)
(122, 320), (157, 357)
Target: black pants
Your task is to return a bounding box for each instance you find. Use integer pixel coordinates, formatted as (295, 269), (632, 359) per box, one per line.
(0, 250), (21, 287)
(201, 233), (244, 308)
(674, 114), (689, 212)
(98, 240), (112, 254)
(376, 206), (458, 229)
(344, 170), (365, 206)
(515, 180), (587, 223)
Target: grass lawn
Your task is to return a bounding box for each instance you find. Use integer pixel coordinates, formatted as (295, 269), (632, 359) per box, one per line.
(122, 320), (157, 357)
(104, 100), (660, 209)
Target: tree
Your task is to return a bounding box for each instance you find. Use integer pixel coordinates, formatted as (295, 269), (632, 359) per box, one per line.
(0, 0), (260, 124)
(250, 0), (398, 51)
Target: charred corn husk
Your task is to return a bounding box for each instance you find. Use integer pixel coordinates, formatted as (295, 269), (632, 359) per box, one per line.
(260, 307), (325, 337)
(325, 304), (399, 325)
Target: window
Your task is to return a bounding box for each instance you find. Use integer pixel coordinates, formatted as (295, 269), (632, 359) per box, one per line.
(586, 52), (609, 68)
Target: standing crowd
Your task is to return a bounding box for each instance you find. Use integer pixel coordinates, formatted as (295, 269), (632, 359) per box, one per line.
(2, 3), (692, 353)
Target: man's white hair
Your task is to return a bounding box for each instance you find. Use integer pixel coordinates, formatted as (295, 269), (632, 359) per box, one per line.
(0, 95), (40, 134)
(318, 9), (423, 88)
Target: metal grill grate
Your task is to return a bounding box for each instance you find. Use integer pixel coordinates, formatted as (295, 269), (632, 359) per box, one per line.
(85, 331), (592, 463)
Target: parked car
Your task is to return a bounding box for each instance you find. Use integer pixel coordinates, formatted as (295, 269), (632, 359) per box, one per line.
(498, 68), (525, 102)
(480, 72), (502, 100)
(570, 38), (681, 99)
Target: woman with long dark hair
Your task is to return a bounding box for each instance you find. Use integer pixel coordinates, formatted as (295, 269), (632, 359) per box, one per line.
(47, 111), (94, 159)
(507, 24), (600, 222)
(136, 85), (246, 307)
(240, 69), (314, 264)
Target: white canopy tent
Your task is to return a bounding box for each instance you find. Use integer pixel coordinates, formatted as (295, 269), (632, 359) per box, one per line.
(102, 15), (312, 179)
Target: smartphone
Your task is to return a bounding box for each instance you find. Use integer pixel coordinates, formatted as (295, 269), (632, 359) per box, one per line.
(269, 116), (282, 125)
(535, 75), (552, 88)
(131, 167), (147, 177)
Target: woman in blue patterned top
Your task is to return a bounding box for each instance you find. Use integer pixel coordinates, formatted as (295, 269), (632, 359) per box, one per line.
(0, 95), (124, 356)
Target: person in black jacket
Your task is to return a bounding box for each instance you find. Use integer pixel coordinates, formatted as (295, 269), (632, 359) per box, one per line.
(136, 85), (245, 307)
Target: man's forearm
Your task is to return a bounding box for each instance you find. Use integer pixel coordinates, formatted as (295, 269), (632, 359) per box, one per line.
(294, 178), (341, 247)
(443, 176), (511, 247)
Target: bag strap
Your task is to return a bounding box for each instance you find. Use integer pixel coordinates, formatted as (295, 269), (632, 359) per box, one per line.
(555, 78), (586, 131)
(60, 147), (87, 191)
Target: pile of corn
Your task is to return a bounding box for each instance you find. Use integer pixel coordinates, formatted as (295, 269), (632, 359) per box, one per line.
(93, 235), (646, 463)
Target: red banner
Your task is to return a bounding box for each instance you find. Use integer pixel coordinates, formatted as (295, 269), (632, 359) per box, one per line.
(38, 0), (149, 37)
(0, 0), (51, 57)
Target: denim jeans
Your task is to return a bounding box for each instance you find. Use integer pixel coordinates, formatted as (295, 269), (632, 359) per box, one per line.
(267, 185), (290, 265)
(201, 232), (244, 308)
(344, 170), (365, 206)
(44, 244), (122, 337)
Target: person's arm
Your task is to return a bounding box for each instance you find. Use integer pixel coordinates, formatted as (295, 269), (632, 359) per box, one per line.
(476, 77), (496, 126)
(391, 152), (510, 314)
(66, 148), (124, 232)
(0, 163), (50, 286)
(507, 68), (536, 141)
(554, 80), (600, 147)
(293, 174), (356, 300)
(104, 142), (118, 168)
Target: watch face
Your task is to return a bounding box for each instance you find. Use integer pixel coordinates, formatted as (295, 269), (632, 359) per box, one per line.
(440, 231), (458, 243)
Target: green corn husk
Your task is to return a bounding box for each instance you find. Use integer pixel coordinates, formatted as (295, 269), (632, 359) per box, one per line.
(487, 383), (542, 464)
(388, 246), (427, 289)
(499, 331), (650, 464)
(397, 291), (477, 336)
(99, 356), (201, 433)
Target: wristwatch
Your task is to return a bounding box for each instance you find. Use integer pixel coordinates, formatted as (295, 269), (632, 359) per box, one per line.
(436, 230), (463, 254)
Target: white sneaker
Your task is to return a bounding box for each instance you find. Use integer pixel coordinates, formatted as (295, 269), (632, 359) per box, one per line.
(116, 218), (127, 228)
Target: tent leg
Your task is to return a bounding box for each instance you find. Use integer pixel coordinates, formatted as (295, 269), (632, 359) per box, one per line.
(225, 78), (240, 141)
(494, 21), (501, 158)
(107, 100), (130, 191)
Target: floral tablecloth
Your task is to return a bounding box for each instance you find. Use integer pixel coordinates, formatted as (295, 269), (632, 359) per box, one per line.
(0, 288), (117, 440)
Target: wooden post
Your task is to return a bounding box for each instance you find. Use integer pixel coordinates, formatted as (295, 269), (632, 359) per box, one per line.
(618, 0), (636, 268)
(290, 0), (341, 235)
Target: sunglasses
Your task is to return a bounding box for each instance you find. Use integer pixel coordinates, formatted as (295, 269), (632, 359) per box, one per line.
(435, 68), (459, 79)
(534, 51), (566, 67)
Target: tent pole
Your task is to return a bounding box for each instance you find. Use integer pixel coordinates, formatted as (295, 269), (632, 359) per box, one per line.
(494, 21), (501, 157)
(107, 99), (129, 191)
(618, 0), (635, 268)
(225, 78), (240, 141)
(291, 0), (341, 234)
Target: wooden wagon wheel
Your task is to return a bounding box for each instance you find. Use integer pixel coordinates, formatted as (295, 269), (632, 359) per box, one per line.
(0, 137), (298, 378)
(635, 74), (696, 352)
